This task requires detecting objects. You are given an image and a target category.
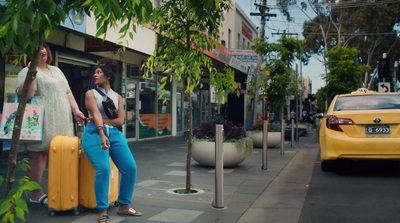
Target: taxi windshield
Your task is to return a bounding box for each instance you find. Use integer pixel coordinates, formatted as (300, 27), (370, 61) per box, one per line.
(334, 94), (400, 111)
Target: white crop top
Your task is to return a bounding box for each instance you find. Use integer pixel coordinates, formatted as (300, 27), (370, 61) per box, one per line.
(89, 88), (119, 119)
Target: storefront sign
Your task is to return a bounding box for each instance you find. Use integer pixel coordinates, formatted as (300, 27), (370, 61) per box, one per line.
(218, 45), (232, 63)
(203, 44), (232, 65)
(231, 50), (259, 65)
(139, 114), (156, 129)
(229, 56), (249, 74)
(157, 114), (171, 132)
(242, 22), (253, 41)
(139, 114), (172, 133)
(85, 38), (121, 52)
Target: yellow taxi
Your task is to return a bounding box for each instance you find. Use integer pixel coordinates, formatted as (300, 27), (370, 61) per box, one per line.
(319, 90), (400, 171)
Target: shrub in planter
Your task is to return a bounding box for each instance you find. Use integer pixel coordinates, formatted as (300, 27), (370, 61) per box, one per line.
(250, 121), (281, 132)
(193, 119), (252, 152)
(192, 119), (253, 167)
(247, 121), (282, 148)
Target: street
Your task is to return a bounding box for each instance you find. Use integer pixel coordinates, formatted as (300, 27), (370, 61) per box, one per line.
(300, 157), (400, 222)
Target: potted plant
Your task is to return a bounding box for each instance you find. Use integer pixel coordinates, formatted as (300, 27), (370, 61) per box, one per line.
(246, 121), (282, 148)
(192, 119), (253, 167)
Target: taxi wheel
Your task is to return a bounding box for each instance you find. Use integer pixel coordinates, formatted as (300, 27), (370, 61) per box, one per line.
(321, 160), (335, 172)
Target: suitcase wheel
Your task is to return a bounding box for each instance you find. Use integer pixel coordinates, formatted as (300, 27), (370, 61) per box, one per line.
(79, 205), (85, 213)
(48, 208), (55, 217)
(72, 207), (80, 216)
(114, 201), (119, 207)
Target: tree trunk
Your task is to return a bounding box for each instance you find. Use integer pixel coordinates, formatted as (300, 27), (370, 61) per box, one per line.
(5, 46), (40, 196)
(186, 92), (193, 192)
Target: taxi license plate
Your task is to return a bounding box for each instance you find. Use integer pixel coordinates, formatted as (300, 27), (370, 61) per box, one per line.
(365, 125), (390, 134)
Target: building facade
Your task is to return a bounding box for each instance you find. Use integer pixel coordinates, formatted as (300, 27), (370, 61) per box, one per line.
(0, 1), (259, 144)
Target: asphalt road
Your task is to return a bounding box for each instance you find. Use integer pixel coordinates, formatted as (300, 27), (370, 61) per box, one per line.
(299, 158), (400, 223)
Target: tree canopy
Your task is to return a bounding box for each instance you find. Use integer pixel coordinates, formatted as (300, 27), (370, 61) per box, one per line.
(251, 36), (303, 111)
(301, 0), (400, 86)
(324, 46), (370, 103)
(144, 0), (237, 192)
(0, 0), (154, 61)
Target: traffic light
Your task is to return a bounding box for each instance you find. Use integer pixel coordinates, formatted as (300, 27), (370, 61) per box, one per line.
(378, 58), (391, 79)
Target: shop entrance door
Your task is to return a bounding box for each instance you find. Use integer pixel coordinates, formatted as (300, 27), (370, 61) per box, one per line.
(125, 80), (139, 140)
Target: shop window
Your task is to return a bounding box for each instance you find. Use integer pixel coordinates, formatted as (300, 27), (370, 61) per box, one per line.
(139, 77), (157, 139)
(157, 75), (172, 136)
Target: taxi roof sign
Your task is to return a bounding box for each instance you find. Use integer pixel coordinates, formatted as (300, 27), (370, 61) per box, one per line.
(352, 88), (375, 93)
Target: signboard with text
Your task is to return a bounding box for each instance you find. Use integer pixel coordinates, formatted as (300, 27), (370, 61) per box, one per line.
(242, 22), (253, 41)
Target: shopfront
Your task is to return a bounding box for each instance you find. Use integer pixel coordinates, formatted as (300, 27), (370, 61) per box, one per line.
(124, 66), (173, 140)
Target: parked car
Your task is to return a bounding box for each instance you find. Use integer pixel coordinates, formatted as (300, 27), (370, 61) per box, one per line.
(319, 91), (400, 171)
(315, 113), (324, 119)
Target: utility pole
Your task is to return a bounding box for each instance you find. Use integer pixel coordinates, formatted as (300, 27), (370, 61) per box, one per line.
(250, 0), (276, 125)
(271, 30), (298, 36)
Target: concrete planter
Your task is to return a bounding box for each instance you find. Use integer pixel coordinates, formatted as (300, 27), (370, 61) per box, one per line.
(192, 140), (251, 167)
(246, 131), (281, 148)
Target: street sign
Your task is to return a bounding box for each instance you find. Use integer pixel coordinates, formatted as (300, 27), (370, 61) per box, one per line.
(378, 82), (390, 92)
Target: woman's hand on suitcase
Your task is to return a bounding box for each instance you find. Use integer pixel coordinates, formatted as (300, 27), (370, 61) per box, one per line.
(101, 136), (110, 150)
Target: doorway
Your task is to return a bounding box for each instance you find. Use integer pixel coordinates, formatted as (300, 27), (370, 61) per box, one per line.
(125, 79), (139, 140)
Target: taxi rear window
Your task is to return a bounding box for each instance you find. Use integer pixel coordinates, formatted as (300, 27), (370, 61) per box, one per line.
(334, 94), (400, 111)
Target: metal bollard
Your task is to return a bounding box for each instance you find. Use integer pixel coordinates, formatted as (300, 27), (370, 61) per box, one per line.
(262, 120), (268, 170)
(291, 119), (294, 147)
(280, 118), (285, 155)
(213, 124), (224, 208)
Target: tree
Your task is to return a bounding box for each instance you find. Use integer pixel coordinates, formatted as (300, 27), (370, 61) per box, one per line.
(301, 1), (400, 88)
(252, 36), (302, 112)
(0, 0), (153, 221)
(143, 0), (237, 193)
(324, 46), (370, 103)
(315, 86), (327, 112)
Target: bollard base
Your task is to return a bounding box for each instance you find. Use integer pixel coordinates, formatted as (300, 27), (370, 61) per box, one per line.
(211, 199), (225, 209)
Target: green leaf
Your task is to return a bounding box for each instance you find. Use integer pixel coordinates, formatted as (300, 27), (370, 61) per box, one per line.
(23, 181), (40, 191)
(15, 199), (28, 213)
(82, 0), (92, 7)
(0, 13), (12, 26)
(0, 200), (12, 216)
(164, 68), (173, 74)
(44, 29), (50, 39)
(11, 18), (18, 34)
(25, 0), (33, 7)
(42, 13), (51, 26)
(0, 176), (3, 186)
(14, 207), (24, 221)
(2, 212), (11, 223)
(8, 213), (14, 223)
(49, 2), (57, 14)
(158, 89), (165, 98)
(119, 23), (129, 34)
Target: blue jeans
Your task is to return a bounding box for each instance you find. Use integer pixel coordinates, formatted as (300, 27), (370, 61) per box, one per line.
(82, 124), (137, 211)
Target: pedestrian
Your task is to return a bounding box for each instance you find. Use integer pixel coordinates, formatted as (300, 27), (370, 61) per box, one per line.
(290, 110), (296, 123)
(269, 111), (275, 123)
(82, 58), (141, 223)
(16, 44), (86, 205)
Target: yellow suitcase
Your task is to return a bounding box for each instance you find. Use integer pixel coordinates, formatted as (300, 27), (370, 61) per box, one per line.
(79, 150), (119, 211)
(47, 135), (80, 216)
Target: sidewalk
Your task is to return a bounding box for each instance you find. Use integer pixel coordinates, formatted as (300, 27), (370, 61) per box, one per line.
(0, 129), (319, 223)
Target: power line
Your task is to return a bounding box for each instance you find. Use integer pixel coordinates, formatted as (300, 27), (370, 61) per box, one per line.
(304, 32), (399, 36)
(266, 0), (400, 9)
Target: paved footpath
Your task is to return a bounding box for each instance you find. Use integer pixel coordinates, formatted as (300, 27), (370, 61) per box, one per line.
(0, 128), (319, 223)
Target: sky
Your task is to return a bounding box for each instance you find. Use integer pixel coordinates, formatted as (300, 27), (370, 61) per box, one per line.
(235, 0), (326, 94)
